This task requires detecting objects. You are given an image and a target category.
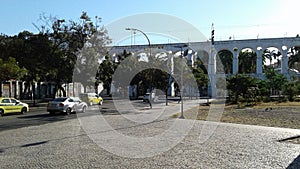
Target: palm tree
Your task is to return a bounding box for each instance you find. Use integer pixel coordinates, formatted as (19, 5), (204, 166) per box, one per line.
(263, 49), (281, 68)
(217, 50), (233, 74)
(238, 49), (257, 74)
(288, 46), (300, 71)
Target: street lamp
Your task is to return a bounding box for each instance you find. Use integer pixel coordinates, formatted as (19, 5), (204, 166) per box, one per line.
(174, 44), (188, 119)
(125, 27), (152, 109)
(125, 28), (150, 47)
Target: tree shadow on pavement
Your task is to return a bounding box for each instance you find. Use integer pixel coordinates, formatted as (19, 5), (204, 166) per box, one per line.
(287, 154), (300, 169)
(18, 113), (76, 121)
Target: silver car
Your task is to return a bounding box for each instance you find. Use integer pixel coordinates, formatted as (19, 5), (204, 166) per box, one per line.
(47, 97), (88, 115)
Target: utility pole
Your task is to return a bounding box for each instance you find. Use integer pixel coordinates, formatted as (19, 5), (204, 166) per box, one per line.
(211, 23), (215, 45)
(125, 27), (152, 108)
(209, 23), (216, 98)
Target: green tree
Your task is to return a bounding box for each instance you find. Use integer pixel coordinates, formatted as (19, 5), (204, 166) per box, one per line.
(239, 50), (256, 74)
(193, 57), (208, 95)
(96, 54), (116, 95)
(0, 31), (48, 98)
(227, 74), (259, 104)
(194, 51), (208, 74)
(288, 46), (300, 71)
(282, 81), (298, 101)
(255, 79), (269, 101)
(0, 57), (27, 96)
(37, 12), (110, 97)
(192, 66), (209, 92)
(73, 13), (111, 93)
(217, 50), (233, 74)
(263, 49), (281, 69)
(264, 68), (288, 94)
(238, 49), (257, 73)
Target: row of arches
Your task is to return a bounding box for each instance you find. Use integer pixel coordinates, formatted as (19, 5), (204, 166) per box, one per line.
(194, 46), (299, 78)
(109, 37), (300, 79)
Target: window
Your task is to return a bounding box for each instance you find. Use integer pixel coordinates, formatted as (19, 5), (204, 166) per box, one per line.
(1, 99), (10, 103)
(10, 99), (17, 103)
(53, 98), (67, 102)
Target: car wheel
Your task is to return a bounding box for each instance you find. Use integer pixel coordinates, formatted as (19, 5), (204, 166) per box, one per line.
(20, 107), (27, 114)
(65, 108), (72, 115)
(49, 111), (55, 115)
(89, 102), (93, 106)
(99, 101), (103, 105)
(82, 106), (86, 113)
(0, 109), (4, 116)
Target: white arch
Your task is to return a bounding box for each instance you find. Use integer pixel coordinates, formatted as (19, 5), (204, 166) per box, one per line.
(110, 37), (300, 81)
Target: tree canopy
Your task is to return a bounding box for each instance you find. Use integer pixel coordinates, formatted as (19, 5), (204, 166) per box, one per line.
(0, 57), (27, 82)
(0, 12), (110, 98)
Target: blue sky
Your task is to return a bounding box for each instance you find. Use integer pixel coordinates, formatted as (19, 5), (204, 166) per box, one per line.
(1, 0), (299, 44)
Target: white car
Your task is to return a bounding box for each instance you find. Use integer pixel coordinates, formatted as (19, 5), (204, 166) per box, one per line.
(47, 97), (88, 115)
(143, 93), (155, 102)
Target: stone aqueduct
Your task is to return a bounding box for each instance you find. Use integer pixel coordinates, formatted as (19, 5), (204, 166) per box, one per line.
(109, 37), (300, 97)
(110, 37), (300, 76)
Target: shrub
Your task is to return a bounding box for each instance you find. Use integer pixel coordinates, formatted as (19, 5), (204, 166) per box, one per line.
(282, 81), (298, 101)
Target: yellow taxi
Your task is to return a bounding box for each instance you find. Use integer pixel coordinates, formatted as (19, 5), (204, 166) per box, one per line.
(79, 93), (103, 106)
(0, 98), (29, 116)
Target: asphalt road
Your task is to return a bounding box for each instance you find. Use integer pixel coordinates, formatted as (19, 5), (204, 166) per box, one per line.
(0, 100), (113, 132)
(0, 99), (151, 132)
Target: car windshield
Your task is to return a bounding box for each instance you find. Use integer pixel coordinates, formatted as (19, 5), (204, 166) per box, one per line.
(53, 98), (67, 102)
(10, 99), (17, 103)
(88, 93), (97, 97)
(72, 97), (81, 102)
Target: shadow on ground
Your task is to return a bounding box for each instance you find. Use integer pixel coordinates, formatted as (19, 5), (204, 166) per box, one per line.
(287, 154), (300, 169)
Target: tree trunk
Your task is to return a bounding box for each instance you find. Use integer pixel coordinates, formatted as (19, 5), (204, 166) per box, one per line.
(106, 84), (111, 96)
(59, 85), (66, 97)
(32, 82), (36, 106)
(53, 85), (57, 99)
(83, 85), (87, 94)
(0, 81), (2, 97)
(21, 83), (29, 100)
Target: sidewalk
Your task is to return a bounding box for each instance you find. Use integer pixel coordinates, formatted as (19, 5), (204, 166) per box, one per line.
(21, 99), (48, 107)
(123, 98), (208, 120)
(21, 100), (48, 112)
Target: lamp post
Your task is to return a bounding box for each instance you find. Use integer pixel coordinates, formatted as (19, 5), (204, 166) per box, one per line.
(179, 46), (185, 119)
(125, 28), (150, 46)
(174, 44), (188, 119)
(166, 50), (173, 106)
(125, 28), (152, 109)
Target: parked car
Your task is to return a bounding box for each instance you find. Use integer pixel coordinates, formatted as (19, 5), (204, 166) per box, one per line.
(47, 97), (88, 115)
(143, 93), (155, 102)
(0, 97), (29, 116)
(79, 93), (103, 106)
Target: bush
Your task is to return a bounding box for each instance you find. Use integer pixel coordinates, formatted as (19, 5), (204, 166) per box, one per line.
(227, 74), (261, 104)
(282, 81), (298, 101)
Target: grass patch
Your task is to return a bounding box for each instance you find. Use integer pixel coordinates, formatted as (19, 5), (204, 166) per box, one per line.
(182, 101), (300, 129)
(171, 113), (179, 118)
